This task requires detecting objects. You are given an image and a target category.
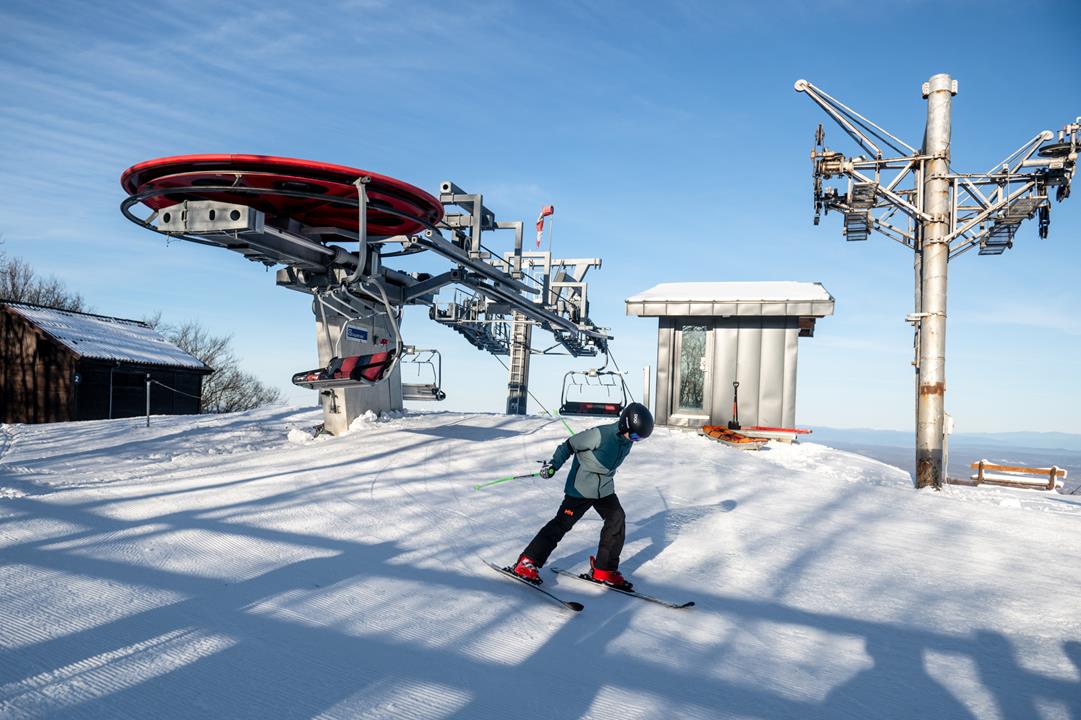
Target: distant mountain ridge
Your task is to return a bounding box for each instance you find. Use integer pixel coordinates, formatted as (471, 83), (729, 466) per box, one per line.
(808, 427), (1081, 452)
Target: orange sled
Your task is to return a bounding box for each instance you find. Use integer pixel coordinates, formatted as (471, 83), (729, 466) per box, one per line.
(699, 425), (769, 450)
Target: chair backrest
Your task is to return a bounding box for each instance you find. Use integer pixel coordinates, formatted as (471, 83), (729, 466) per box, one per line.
(559, 401), (622, 418)
(337, 351), (395, 383)
(361, 352), (392, 382)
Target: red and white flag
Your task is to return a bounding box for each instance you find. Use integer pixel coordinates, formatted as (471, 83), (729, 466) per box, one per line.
(536, 205), (555, 247)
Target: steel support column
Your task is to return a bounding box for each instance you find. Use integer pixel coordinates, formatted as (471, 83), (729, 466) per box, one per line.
(505, 311), (532, 414)
(915, 74), (955, 489)
(798, 75), (1077, 491)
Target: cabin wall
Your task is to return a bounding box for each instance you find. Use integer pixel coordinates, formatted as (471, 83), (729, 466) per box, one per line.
(1, 306), (206, 423)
(75, 361), (204, 420)
(0, 308), (76, 423)
(658, 316), (801, 429)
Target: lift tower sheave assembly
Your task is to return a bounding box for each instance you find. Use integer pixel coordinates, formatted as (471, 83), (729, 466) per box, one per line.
(498, 252), (605, 415)
(120, 154), (610, 434)
(796, 76), (1078, 489)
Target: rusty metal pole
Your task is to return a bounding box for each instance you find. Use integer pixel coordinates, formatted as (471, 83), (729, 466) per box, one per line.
(915, 74), (956, 489)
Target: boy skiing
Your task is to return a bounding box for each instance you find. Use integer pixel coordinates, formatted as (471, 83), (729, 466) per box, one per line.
(511, 402), (654, 591)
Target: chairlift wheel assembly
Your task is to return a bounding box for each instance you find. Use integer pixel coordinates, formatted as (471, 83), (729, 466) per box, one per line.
(120, 154), (444, 239)
(1036, 142), (1077, 159)
(121, 154), (448, 395)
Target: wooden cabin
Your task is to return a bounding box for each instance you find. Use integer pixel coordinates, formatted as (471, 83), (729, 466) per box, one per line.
(1, 301), (212, 423)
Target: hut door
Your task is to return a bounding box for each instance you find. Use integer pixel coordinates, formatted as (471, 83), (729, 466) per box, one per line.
(672, 321), (711, 421)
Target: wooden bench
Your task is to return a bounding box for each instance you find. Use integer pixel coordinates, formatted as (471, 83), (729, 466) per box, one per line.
(969, 460), (1067, 491)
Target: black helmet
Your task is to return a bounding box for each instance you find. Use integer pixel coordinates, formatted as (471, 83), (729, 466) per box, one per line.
(618, 402), (654, 440)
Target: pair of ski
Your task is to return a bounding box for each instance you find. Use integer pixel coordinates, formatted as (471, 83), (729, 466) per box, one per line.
(485, 560), (694, 612)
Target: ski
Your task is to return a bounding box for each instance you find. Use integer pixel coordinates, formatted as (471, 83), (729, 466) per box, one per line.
(484, 561), (584, 612)
(549, 566), (695, 609)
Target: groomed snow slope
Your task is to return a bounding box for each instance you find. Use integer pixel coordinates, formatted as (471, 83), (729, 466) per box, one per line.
(1, 408), (1079, 720)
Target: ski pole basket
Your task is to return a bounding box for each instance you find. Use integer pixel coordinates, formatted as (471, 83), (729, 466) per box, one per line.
(400, 347), (446, 401)
(292, 350), (399, 391)
(558, 368), (628, 418)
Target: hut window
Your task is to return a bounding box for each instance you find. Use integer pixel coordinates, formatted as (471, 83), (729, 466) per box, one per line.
(677, 323), (707, 411)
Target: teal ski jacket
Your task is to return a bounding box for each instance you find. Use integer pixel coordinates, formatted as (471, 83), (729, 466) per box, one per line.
(548, 422), (634, 499)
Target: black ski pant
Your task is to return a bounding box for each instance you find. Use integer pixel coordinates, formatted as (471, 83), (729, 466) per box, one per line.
(522, 493), (625, 571)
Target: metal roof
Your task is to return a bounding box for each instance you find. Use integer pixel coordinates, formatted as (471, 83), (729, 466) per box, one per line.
(625, 282), (835, 318)
(4, 302), (211, 371)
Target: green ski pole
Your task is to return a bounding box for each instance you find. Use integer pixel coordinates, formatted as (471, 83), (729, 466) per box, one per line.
(475, 461), (554, 491)
(472, 417), (574, 491)
(473, 471), (540, 491)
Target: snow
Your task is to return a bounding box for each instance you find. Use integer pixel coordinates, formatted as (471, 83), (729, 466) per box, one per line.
(4, 302), (209, 370)
(625, 282), (835, 319)
(1, 409), (1079, 719)
(626, 282), (833, 304)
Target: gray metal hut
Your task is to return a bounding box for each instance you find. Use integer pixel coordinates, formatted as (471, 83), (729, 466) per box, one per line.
(625, 282), (834, 429)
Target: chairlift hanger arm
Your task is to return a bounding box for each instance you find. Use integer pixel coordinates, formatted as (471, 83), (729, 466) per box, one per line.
(414, 231), (536, 296)
(799, 80), (918, 154)
(988, 131), (1054, 176)
(796, 80), (917, 159)
(459, 273), (609, 344)
(400, 269), (466, 303)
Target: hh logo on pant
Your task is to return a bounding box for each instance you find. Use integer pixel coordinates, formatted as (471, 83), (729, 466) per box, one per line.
(563, 509), (575, 517)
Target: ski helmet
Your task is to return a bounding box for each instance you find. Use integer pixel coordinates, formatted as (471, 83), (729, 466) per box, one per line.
(618, 402), (654, 440)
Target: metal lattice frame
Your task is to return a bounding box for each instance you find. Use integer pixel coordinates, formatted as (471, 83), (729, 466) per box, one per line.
(796, 76), (1078, 489)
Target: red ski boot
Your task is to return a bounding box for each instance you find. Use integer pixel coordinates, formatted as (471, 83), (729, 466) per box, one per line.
(511, 555), (542, 585)
(589, 556), (633, 591)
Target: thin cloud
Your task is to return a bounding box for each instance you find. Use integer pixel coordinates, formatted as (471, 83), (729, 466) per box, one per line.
(956, 303), (1081, 336)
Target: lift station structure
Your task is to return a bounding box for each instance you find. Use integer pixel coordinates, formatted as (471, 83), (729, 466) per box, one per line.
(796, 75), (1078, 489)
(120, 155), (609, 434)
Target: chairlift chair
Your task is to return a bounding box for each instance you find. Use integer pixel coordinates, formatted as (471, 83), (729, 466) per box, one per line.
(292, 350), (399, 390)
(558, 367), (628, 418)
(400, 347), (446, 401)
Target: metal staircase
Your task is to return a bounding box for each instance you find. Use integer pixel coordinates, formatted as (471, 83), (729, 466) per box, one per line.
(505, 312), (532, 414)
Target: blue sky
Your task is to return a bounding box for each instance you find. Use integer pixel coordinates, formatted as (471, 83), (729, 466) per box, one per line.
(1, 0), (1079, 432)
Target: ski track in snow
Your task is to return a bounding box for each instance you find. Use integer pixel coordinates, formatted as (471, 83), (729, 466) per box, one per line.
(0, 407), (1079, 719)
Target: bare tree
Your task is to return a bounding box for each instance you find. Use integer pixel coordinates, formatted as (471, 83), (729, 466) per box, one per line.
(0, 242), (278, 413)
(0, 242), (87, 311)
(146, 315), (282, 413)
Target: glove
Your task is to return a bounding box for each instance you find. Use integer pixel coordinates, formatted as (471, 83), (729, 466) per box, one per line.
(538, 464), (556, 479)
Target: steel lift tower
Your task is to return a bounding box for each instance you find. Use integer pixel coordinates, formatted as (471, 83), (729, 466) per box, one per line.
(796, 75), (1078, 489)
(503, 253), (602, 414)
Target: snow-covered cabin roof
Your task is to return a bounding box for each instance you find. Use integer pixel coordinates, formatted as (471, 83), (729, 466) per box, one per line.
(3, 302), (211, 371)
(625, 282), (835, 318)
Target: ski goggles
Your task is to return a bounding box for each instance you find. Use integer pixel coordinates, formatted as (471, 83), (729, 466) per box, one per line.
(629, 432), (642, 442)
